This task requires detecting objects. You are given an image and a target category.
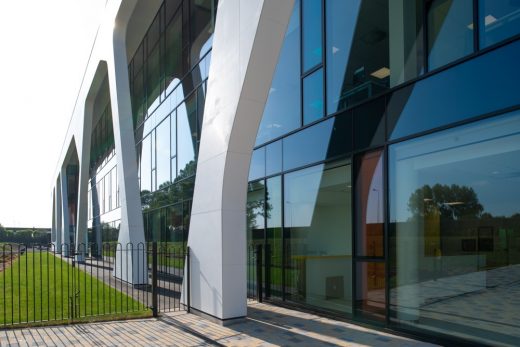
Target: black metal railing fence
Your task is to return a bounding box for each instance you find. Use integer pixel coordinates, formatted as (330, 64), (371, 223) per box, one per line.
(0, 242), (189, 328)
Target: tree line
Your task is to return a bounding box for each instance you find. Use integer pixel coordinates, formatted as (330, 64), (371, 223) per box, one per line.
(0, 224), (51, 244)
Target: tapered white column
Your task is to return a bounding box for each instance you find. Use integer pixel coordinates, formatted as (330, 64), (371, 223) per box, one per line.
(106, 0), (147, 284)
(55, 181), (62, 253)
(60, 167), (71, 257)
(188, 0), (294, 321)
(75, 88), (95, 262)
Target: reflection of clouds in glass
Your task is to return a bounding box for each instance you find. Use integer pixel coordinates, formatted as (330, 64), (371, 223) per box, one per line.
(285, 165), (323, 228)
(391, 111), (520, 222)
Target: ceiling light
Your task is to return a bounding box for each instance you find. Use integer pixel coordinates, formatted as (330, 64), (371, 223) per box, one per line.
(468, 15), (497, 30)
(370, 67), (390, 79)
(485, 15), (497, 26)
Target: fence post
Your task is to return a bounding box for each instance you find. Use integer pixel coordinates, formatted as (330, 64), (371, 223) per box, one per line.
(187, 247), (191, 313)
(151, 242), (158, 317)
(256, 244), (262, 303)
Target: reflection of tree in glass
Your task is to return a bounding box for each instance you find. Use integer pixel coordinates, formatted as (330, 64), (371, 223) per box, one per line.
(141, 160), (197, 212)
(246, 182), (272, 232)
(408, 184), (484, 220)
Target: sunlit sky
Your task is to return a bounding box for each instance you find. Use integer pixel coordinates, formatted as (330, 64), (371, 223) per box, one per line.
(0, 0), (107, 228)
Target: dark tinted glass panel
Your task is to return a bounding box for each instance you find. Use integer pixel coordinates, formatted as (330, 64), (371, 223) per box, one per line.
(147, 13), (160, 52)
(265, 140), (282, 177)
(190, 0), (215, 67)
(387, 39), (520, 140)
(355, 150), (384, 257)
(353, 97), (385, 150)
(283, 116), (351, 171)
(165, 9), (183, 91)
(165, 0), (182, 24)
(479, 0), (520, 48)
(249, 147), (265, 181)
(303, 68), (324, 125)
(302, 0), (322, 71)
(166, 203), (184, 243)
(284, 162), (352, 313)
(389, 111), (520, 345)
(355, 262), (386, 320)
(133, 69), (145, 126)
(156, 117), (170, 189)
(266, 176), (282, 299)
(326, 0), (389, 114)
(256, 0), (301, 146)
(177, 94), (197, 177)
(147, 43), (161, 111)
(197, 84), (206, 138)
(388, 1), (425, 86)
(427, 0), (474, 70)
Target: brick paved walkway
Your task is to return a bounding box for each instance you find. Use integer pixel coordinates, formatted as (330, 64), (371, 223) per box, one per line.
(0, 303), (438, 346)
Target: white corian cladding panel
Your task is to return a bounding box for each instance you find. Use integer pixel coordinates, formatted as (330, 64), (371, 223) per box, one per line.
(188, 0), (294, 320)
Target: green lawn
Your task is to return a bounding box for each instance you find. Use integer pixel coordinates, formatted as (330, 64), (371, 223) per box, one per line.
(0, 251), (151, 327)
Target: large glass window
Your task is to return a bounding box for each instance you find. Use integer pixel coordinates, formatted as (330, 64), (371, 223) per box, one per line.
(326, 0), (389, 114)
(189, 0), (215, 67)
(284, 162), (352, 313)
(177, 94), (197, 177)
(140, 135), (151, 193)
(147, 41), (161, 111)
(387, 39), (520, 141)
(355, 150), (384, 257)
(156, 117), (170, 189)
(427, 0), (474, 70)
(302, 0), (322, 72)
(165, 9), (184, 92)
(303, 68), (324, 125)
(249, 147), (265, 182)
(266, 177), (283, 299)
(389, 111), (520, 345)
(283, 116), (351, 171)
(479, 0), (520, 48)
(255, 0), (301, 146)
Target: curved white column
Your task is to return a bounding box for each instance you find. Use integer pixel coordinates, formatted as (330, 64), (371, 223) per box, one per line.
(108, 0), (147, 284)
(188, 0), (294, 321)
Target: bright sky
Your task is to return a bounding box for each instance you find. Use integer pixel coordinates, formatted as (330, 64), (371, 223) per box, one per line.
(0, 0), (107, 228)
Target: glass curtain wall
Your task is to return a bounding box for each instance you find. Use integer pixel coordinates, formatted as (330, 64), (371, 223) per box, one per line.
(130, 0), (217, 243)
(256, 0), (520, 148)
(389, 110), (520, 345)
(248, 0), (520, 343)
(285, 162), (352, 313)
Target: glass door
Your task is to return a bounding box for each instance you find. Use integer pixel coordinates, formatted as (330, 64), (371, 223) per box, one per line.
(354, 149), (386, 322)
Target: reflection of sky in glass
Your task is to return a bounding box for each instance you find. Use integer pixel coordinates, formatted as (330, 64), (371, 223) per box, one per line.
(326, 0), (361, 114)
(177, 101), (195, 174)
(284, 165), (323, 228)
(391, 111), (520, 222)
(256, 0), (300, 146)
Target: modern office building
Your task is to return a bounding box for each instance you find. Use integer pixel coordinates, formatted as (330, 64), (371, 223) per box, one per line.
(51, 0), (520, 345)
